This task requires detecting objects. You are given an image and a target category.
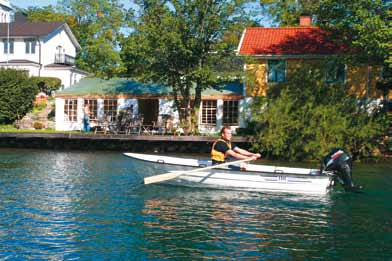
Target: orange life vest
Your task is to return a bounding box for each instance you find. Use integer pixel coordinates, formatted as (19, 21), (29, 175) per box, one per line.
(211, 138), (232, 162)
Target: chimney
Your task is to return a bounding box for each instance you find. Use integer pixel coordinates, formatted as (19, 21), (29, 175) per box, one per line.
(299, 14), (312, 26)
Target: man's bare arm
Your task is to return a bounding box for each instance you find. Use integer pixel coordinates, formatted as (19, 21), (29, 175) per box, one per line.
(233, 147), (261, 158)
(225, 149), (258, 160)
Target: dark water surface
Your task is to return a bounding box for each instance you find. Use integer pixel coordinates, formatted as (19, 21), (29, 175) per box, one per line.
(0, 149), (391, 260)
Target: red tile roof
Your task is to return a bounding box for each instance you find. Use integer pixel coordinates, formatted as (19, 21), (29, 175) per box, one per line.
(238, 27), (346, 56)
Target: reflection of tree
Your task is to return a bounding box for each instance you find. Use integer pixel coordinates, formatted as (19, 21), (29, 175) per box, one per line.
(139, 191), (332, 259)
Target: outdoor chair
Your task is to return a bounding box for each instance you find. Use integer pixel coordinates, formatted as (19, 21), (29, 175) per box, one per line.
(126, 115), (143, 135)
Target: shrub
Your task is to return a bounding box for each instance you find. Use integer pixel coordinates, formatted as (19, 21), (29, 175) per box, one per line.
(31, 76), (61, 95)
(0, 69), (38, 124)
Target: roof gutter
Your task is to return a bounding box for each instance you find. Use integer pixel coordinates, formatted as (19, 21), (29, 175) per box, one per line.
(237, 54), (335, 59)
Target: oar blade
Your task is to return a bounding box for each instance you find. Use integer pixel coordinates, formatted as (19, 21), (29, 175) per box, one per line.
(144, 172), (181, 184)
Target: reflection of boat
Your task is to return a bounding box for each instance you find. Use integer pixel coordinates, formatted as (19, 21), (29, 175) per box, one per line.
(124, 153), (334, 194)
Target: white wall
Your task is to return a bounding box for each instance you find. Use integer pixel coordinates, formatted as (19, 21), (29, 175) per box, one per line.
(41, 28), (76, 66)
(55, 97), (83, 131)
(0, 2), (12, 23)
(0, 38), (40, 63)
(0, 64), (39, 76)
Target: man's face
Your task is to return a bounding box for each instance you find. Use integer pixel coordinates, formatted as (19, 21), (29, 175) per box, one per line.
(222, 128), (232, 141)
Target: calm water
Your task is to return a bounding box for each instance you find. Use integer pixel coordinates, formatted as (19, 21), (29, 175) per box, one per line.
(0, 149), (391, 260)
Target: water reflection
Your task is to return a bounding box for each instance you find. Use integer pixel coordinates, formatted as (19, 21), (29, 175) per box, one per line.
(138, 187), (332, 259)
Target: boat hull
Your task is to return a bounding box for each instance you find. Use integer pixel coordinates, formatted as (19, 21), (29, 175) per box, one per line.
(124, 153), (332, 194)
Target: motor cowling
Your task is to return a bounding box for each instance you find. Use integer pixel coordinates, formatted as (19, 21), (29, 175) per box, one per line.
(321, 148), (362, 192)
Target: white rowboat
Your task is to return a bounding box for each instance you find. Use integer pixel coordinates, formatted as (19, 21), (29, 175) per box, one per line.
(124, 153), (334, 195)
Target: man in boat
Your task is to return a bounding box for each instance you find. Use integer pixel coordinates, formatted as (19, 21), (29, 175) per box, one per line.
(211, 126), (261, 166)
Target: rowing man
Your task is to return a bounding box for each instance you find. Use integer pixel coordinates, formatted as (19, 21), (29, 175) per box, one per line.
(211, 126), (261, 166)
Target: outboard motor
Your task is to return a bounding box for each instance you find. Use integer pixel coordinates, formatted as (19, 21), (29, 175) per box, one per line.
(321, 148), (362, 192)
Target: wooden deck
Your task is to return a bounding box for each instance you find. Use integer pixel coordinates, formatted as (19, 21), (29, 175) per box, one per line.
(0, 132), (251, 153)
(0, 132), (249, 142)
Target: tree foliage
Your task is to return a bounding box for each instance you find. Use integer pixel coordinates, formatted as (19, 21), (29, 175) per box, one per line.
(259, 0), (318, 26)
(121, 0), (251, 131)
(316, 0), (392, 66)
(25, 6), (78, 27)
(250, 65), (386, 161)
(0, 69), (38, 124)
(58, 0), (127, 78)
(26, 1), (127, 78)
(31, 76), (62, 95)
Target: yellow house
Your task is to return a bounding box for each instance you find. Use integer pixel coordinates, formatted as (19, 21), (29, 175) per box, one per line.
(237, 15), (384, 100)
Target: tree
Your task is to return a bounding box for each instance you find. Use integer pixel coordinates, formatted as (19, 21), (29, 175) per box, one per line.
(0, 69), (38, 124)
(250, 65), (385, 161)
(26, 1), (127, 77)
(31, 77), (62, 95)
(25, 6), (77, 28)
(259, 0), (318, 26)
(58, 0), (127, 78)
(121, 0), (251, 132)
(316, 0), (392, 66)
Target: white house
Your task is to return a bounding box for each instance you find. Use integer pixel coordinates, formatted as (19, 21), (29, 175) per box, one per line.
(0, 2), (88, 88)
(55, 78), (248, 134)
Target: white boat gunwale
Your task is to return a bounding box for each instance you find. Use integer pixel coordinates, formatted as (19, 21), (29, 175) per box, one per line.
(123, 152), (328, 178)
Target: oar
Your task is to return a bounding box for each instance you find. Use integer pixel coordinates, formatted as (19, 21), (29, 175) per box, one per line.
(144, 158), (254, 185)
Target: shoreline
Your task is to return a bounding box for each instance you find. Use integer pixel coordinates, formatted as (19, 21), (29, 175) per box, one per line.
(0, 132), (251, 153)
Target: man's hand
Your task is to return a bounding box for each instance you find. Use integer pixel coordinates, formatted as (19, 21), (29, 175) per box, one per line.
(253, 153), (261, 159)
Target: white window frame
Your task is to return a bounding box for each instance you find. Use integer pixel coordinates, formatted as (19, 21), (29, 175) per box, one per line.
(64, 99), (78, 122)
(201, 100), (217, 125)
(103, 99), (118, 122)
(84, 99), (98, 121)
(25, 39), (36, 54)
(3, 38), (14, 54)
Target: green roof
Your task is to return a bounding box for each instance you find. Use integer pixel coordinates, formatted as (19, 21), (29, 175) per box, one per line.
(58, 77), (243, 96)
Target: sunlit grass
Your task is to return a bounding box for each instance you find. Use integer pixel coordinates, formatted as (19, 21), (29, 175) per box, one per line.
(0, 124), (80, 134)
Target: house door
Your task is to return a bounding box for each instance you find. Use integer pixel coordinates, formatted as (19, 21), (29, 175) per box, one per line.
(138, 99), (159, 125)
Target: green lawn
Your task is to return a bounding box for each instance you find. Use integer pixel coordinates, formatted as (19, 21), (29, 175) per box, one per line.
(0, 125), (79, 134)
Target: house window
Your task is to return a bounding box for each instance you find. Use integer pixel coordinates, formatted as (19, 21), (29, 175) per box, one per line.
(104, 99), (118, 122)
(326, 62), (346, 83)
(64, 99), (78, 122)
(267, 60), (286, 82)
(223, 100), (239, 125)
(25, 39), (36, 54)
(3, 39), (14, 54)
(201, 100), (217, 125)
(84, 99), (98, 121)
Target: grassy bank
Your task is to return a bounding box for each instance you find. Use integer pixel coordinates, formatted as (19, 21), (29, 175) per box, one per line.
(0, 125), (79, 134)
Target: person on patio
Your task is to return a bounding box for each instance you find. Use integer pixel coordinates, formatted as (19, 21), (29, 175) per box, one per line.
(82, 104), (91, 132)
(211, 126), (261, 166)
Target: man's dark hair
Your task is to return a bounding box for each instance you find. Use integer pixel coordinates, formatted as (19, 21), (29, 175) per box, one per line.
(220, 126), (231, 135)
